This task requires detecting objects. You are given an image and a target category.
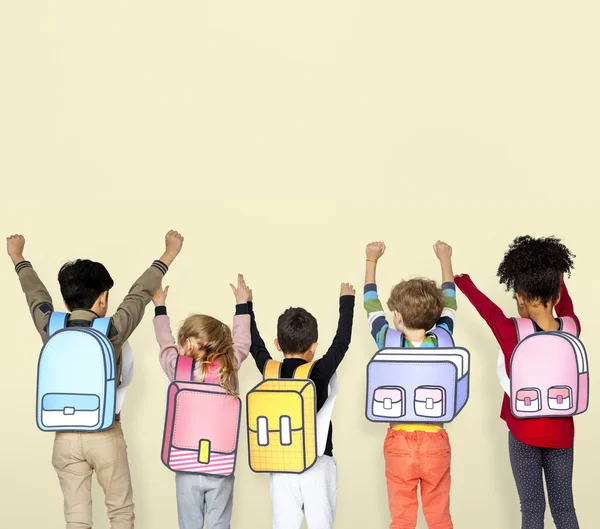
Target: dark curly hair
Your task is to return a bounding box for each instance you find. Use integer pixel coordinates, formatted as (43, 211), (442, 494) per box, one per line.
(497, 236), (575, 306)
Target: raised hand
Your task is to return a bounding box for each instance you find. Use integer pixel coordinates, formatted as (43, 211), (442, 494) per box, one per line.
(6, 234), (25, 264)
(340, 282), (356, 297)
(230, 274), (252, 304)
(153, 283), (170, 306)
(366, 241), (386, 262)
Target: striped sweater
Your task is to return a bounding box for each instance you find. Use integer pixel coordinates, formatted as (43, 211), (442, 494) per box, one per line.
(364, 281), (457, 348)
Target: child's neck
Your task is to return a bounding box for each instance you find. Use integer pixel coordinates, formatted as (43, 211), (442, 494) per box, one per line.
(526, 304), (559, 331)
(404, 328), (427, 343)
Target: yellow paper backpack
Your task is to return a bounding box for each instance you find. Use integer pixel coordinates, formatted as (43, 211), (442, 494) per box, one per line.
(247, 360), (317, 473)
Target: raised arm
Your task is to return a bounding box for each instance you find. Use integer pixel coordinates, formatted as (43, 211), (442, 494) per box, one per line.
(152, 284), (180, 381)
(364, 241), (391, 349)
(312, 283), (356, 380)
(247, 286), (273, 374)
(555, 274), (581, 333)
(7, 234), (54, 341)
(229, 274), (252, 370)
(112, 230), (183, 348)
(454, 273), (514, 349)
(433, 241), (457, 335)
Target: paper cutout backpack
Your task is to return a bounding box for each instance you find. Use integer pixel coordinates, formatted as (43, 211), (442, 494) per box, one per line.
(246, 360), (338, 474)
(366, 327), (470, 423)
(36, 312), (133, 432)
(496, 317), (589, 418)
(162, 355), (241, 476)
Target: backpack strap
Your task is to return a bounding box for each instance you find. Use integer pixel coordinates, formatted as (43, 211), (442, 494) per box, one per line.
(174, 355), (194, 382)
(91, 317), (112, 336)
(559, 317), (579, 337)
(48, 312), (68, 336)
(384, 329), (404, 348)
(316, 371), (338, 457)
(428, 327), (455, 348)
(513, 318), (536, 340)
(293, 362), (315, 380)
(263, 360), (282, 380)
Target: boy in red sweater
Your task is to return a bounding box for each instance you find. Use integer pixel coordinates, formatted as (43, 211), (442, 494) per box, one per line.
(455, 235), (579, 529)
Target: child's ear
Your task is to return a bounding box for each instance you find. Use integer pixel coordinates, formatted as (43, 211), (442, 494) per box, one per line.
(394, 311), (403, 324)
(274, 339), (283, 352)
(309, 342), (318, 356)
(100, 291), (108, 308)
(515, 293), (526, 307)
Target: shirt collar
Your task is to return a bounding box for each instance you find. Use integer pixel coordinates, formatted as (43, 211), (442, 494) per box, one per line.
(69, 309), (100, 322)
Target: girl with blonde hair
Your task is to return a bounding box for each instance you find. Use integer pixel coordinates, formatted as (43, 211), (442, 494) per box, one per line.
(152, 274), (252, 529)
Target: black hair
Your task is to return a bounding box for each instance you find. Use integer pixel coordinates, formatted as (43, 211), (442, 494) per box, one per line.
(277, 308), (318, 354)
(497, 236), (575, 306)
(58, 259), (114, 311)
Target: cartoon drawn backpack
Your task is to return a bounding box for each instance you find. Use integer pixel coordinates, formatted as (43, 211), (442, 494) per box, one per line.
(497, 317), (589, 418)
(366, 328), (470, 423)
(162, 355), (241, 476)
(36, 312), (133, 432)
(246, 360), (338, 474)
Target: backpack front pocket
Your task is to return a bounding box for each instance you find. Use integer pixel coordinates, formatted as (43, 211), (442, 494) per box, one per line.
(414, 386), (446, 418)
(515, 388), (541, 413)
(372, 387), (405, 418)
(548, 386), (572, 410)
(41, 394), (101, 428)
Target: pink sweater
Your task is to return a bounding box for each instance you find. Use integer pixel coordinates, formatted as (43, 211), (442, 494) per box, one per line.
(154, 313), (251, 382)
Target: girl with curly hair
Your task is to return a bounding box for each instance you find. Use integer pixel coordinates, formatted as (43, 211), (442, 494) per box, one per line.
(455, 236), (579, 529)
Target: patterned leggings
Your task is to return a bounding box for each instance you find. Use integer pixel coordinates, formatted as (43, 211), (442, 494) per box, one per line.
(508, 433), (579, 529)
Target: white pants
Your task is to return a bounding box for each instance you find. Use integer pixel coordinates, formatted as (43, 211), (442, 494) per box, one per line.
(270, 456), (338, 529)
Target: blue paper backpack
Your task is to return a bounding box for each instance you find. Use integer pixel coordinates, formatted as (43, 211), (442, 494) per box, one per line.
(36, 312), (117, 432)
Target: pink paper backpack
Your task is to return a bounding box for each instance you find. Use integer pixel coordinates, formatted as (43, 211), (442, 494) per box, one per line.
(161, 355), (241, 476)
(509, 317), (589, 418)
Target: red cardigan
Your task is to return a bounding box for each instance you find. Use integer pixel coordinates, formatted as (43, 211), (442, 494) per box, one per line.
(454, 274), (580, 449)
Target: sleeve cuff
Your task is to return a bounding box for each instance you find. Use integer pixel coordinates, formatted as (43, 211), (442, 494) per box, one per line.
(152, 260), (169, 275)
(364, 283), (378, 294)
(154, 306), (167, 316)
(441, 281), (456, 290)
(236, 303), (249, 315)
(247, 301), (254, 311)
(15, 261), (32, 274)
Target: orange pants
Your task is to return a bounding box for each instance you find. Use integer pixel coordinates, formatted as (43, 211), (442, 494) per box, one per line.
(384, 429), (453, 529)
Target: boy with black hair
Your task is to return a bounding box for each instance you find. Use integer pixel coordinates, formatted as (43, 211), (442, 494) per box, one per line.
(7, 230), (184, 529)
(248, 282), (356, 529)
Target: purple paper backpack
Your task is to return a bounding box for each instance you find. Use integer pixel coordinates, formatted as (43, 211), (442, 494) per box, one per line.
(366, 328), (470, 423)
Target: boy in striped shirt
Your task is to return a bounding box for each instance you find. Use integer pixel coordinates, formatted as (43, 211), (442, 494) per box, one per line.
(364, 241), (457, 529)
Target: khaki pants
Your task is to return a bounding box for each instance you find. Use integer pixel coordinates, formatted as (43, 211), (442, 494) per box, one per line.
(51, 421), (134, 529)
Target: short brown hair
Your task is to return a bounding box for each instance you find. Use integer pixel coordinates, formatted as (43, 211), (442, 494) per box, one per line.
(387, 278), (445, 331)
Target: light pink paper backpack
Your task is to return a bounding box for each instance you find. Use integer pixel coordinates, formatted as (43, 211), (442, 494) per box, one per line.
(161, 355), (241, 476)
(509, 317), (589, 418)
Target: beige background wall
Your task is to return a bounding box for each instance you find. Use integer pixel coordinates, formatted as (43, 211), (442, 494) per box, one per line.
(1, 2), (599, 528)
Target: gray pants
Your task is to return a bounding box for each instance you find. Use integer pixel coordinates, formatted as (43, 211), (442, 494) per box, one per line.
(175, 472), (235, 529)
(508, 433), (579, 529)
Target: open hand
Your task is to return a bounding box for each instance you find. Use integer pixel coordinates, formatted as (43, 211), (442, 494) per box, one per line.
(230, 274), (252, 304)
(340, 282), (356, 297)
(153, 283), (169, 306)
(366, 241), (386, 261)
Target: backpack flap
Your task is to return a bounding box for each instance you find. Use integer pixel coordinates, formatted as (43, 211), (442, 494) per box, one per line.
(168, 385), (241, 475)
